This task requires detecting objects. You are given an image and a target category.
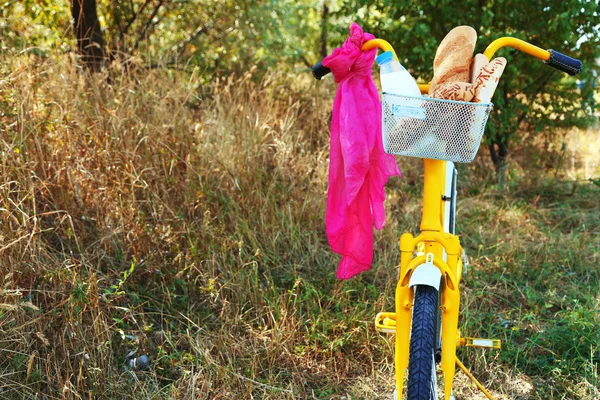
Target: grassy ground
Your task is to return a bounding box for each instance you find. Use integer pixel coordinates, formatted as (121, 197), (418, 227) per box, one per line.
(0, 53), (598, 399)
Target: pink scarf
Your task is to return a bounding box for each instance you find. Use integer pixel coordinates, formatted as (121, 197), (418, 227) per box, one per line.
(323, 23), (401, 279)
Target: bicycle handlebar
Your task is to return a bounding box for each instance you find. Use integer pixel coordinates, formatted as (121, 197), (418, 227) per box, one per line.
(312, 61), (331, 80)
(545, 50), (582, 76)
(311, 36), (583, 83)
(483, 37), (582, 76)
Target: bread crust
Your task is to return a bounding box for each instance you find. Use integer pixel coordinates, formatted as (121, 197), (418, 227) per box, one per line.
(473, 57), (507, 103)
(470, 53), (488, 85)
(429, 26), (477, 94)
(431, 81), (475, 102)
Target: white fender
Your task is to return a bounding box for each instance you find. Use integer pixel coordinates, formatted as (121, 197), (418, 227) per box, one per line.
(408, 253), (442, 291)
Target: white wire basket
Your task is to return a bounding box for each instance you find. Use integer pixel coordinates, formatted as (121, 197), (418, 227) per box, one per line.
(381, 93), (493, 163)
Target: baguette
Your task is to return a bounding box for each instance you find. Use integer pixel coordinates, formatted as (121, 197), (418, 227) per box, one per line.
(429, 26), (477, 95)
(431, 81), (475, 102)
(472, 57), (507, 103)
(470, 54), (488, 85)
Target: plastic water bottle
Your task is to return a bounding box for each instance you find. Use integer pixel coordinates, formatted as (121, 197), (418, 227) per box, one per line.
(376, 51), (421, 97)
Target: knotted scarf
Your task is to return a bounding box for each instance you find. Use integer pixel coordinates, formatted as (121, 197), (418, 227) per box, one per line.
(323, 23), (401, 279)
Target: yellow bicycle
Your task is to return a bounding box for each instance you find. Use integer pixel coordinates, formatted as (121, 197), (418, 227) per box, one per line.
(313, 36), (582, 399)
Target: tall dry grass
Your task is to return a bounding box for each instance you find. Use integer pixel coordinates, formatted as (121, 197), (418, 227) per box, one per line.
(1, 52), (598, 399)
(1, 52), (397, 399)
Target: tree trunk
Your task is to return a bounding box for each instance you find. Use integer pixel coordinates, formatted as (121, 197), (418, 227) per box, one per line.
(320, 2), (329, 59)
(496, 158), (507, 187)
(71, 0), (106, 72)
(489, 140), (508, 187)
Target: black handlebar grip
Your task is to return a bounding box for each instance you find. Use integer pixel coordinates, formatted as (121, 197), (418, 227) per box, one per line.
(546, 50), (582, 76)
(312, 61), (331, 80)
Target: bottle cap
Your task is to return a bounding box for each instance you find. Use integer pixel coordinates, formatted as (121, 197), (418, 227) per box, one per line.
(375, 51), (394, 65)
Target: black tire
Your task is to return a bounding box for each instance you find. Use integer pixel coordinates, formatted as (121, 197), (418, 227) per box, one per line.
(407, 285), (439, 400)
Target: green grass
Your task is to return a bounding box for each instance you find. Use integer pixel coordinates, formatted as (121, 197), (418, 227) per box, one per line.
(452, 181), (600, 399)
(0, 52), (598, 399)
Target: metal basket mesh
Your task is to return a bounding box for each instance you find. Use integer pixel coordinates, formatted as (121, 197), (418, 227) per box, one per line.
(382, 93), (493, 163)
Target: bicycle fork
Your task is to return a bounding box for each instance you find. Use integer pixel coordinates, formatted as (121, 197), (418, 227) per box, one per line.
(395, 232), (462, 400)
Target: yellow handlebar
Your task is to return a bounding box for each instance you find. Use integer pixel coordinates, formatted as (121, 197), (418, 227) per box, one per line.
(362, 36), (552, 94)
(361, 39), (398, 60)
(483, 37), (550, 61)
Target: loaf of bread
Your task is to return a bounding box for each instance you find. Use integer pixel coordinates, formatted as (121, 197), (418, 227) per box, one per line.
(429, 26), (477, 95)
(431, 81), (475, 102)
(472, 57), (507, 103)
(470, 54), (488, 85)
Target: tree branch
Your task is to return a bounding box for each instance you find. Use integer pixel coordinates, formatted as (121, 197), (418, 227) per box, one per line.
(133, 0), (164, 51)
(298, 53), (312, 69)
(119, 0), (151, 42)
(488, 142), (499, 167)
(171, 23), (210, 58)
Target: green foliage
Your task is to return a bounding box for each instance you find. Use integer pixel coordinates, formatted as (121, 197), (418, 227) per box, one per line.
(97, 0), (324, 74)
(0, 0), (72, 53)
(104, 259), (137, 298)
(2, 0), (326, 75)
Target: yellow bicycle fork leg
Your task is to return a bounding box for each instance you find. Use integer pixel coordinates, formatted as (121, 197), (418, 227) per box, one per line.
(441, 283), (460, 400)
(394, 283), (413, 396)
(395, 233), (416, 398)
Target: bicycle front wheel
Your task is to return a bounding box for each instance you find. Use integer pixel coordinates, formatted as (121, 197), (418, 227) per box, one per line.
(408, 285), (439, 400)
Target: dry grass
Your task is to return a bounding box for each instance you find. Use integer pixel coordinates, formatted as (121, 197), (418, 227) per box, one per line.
(1, 52), (598, 399)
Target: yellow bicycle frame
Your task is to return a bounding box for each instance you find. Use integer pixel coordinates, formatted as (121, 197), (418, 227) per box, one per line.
(363, 37), (551, 400)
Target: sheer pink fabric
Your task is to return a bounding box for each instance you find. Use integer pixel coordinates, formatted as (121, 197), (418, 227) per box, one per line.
(323, 23), (401, 279)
